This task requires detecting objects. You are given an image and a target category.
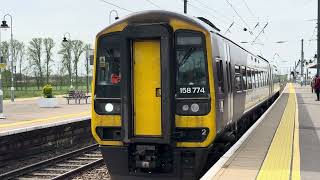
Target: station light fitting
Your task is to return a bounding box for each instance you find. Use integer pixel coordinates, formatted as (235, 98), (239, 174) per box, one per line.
(62, 37), (68, 42)
(0, 20), (9, 29)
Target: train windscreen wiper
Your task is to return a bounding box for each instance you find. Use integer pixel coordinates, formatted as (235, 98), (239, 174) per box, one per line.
(178, 47), (196, 68)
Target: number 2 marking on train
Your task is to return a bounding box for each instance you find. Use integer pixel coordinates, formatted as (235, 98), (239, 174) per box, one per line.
(201, 129), (207, 136)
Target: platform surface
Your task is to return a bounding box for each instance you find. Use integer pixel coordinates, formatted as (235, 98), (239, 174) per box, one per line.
(203, 83), (320, 180)
(0, 97), (90, 135)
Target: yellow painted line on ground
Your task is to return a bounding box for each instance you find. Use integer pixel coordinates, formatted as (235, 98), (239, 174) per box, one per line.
(0, 111), (90, 128)
(257, 83), (300, 180)
(292, 86), (301, 180)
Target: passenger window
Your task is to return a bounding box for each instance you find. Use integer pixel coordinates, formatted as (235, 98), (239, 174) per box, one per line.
(226, 62), (230, 92)
(241, 66), (247, 90)
(247, 68), (252, 89)
(235, 65), (241, 91)
(264, 72), (267, 86)
(252, 70), (256, 88)
(216, 59), (224, 93)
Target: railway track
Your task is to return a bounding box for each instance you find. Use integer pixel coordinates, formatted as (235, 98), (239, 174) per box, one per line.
(0, 144), (103, 180)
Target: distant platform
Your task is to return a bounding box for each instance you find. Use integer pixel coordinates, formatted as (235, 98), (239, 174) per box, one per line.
(202, 83), (320, 180)
(0, 97), (90, 136)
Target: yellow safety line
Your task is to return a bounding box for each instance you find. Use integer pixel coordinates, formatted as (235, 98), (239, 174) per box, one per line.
(0, 111), (90, 128)
(292, 86), (301, 180)
(257, 83), (300, 180)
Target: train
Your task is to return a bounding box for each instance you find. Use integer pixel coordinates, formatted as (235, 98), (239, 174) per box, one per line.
(91, 10), (282, 180)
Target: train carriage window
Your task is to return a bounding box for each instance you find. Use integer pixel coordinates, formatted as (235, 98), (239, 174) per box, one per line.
(264, 72), (267, 86)
(235, 65), (241, 91)
(216, 59), (224, 93)
(241, 66), (247, 90)
(175, 30), (209, 97)
(259, 72), (262, 87)
(95, 33), (121, 98)
(252, 70), (255, 88)
(262, 72), (265, 86)
(261, 72), (264, 86)
(256, 71), (258, 87)
(247, 68), (252, 89)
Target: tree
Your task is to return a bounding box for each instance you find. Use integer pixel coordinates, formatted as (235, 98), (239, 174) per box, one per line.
(71, 40), (84, 89)
(28, 38), (43, 89)
(11, 40), (21, 64)
(43, 38), (55, 84)
(58, 41), (73, 88)
(84, 43), (92, 93)
(17, 42), (25, 90)
(56, 62), (66, 90)
(1, 41), (9, 65)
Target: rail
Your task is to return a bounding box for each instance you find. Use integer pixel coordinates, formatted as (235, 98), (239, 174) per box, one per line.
(0, 144), (103, 180)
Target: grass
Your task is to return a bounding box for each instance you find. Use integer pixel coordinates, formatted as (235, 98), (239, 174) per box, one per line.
(2, 85), (91, 99)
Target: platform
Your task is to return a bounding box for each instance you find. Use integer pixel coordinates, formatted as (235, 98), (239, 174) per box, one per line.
(202, 83), (320, 180)
(0, 97), (90, 136)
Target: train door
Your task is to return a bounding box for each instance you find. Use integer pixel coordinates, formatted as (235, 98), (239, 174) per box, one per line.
(224, 42), (233, 125)
(121, 24), (174, 144)
(133, 40), (162, 136)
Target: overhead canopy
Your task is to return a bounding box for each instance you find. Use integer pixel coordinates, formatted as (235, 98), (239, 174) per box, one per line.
(307, 63), (318, 68)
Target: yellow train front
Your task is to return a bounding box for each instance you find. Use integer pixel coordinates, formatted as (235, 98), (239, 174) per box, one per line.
(91, 10), (279, 180)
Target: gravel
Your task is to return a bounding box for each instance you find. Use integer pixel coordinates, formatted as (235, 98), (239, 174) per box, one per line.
(72, 163), (110, 180)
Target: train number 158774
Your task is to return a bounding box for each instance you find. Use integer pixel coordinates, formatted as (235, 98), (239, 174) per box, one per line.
(179, 87), (205, 94)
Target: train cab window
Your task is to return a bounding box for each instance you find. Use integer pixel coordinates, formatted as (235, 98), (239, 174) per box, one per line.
(247, 68), (253, 89)
(235, 65), (241, 91)
(95, 33), (121, 99)
(241, 66), (247, 90)
(175, 31), (209, 97)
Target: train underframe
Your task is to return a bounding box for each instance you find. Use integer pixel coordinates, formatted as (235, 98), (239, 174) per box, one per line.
(100, 91), (280, 180)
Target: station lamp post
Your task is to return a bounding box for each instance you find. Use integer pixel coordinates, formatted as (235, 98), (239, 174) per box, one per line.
(0, 14), (5, 119)
(1, 14), (14, 102)
(62, 32), (73, 89)
(109, 10), (119, 24)
(85, 48), (93, 95)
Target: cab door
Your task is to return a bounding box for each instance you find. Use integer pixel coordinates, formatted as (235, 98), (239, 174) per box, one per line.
(120, 24), (174, 144)
(133, 40), (162, 137)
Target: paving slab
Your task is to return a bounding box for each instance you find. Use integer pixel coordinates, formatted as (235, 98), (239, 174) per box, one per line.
(212, 87), (289, 180)
(296, 85), (320, 179)
(0, 97), (91, 134)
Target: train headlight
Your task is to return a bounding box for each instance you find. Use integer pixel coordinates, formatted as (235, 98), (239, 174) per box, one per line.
(182, 104), (189, 111)
(105, 103), (114, 112)
(190, 103), (200, 112)
(176, 102), (210, 116)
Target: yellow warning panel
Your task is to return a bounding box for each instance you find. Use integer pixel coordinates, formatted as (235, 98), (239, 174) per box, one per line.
(257, 83), (300, 180)
(133, 40), (162, 136)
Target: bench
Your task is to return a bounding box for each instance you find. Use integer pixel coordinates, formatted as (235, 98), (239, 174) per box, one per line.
(63, 90), (91, 104)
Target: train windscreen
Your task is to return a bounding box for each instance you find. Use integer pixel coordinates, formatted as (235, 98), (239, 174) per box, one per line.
(95, 33), (121, 99)
(175, 31), (209, 98)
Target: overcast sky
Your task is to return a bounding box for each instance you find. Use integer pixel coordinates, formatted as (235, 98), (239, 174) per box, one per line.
(0, 0), (317, 75)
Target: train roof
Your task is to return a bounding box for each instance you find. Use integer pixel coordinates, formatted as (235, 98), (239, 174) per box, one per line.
(98, 10), (219, 36)
(98, 10), (269, 64)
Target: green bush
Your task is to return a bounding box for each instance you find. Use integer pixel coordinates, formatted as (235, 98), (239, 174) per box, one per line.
(43, 84), (53, 98)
